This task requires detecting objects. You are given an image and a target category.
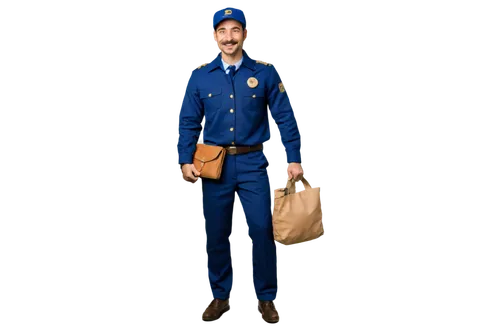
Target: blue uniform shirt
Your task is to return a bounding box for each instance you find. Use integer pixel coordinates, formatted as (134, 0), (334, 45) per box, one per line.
(177, 49), (301, 164)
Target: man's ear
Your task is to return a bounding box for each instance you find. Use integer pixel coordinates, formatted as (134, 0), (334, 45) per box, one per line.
(210, 30), (218, 49)
(243, 28), (250, 49)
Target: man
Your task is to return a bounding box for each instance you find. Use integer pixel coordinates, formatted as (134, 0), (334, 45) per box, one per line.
(177, 7), (303, 324)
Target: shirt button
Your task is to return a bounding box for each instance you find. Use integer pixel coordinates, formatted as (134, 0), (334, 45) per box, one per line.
(231, 141), (235, 145)
(252, 94), (256, 98)
(230, 127), (234, 131)
(230, 108), (234, 113)
(208, 93), (212, 97)
(230, 94), (234, 99)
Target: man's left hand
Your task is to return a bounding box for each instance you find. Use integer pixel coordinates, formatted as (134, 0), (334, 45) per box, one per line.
(287, 162), (304, 181)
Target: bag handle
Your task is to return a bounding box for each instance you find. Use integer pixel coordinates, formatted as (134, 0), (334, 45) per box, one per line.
(285, 177), (311, 195)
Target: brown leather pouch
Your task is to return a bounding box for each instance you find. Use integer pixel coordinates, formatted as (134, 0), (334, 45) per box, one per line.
(192, 143), (226, 179)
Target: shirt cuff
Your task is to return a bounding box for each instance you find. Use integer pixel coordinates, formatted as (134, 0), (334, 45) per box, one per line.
(286, 149), (301, 164)
(179, 153), (194, 165)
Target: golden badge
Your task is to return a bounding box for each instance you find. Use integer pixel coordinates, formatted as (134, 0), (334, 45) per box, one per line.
(279, 82), (285, 93)
(247, 77), (259, 88)
(225, 9), (232, 15)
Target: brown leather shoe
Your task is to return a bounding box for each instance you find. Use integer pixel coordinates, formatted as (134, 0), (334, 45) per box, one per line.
(202, 298), (230, 321)
(258, 300), (279, 323)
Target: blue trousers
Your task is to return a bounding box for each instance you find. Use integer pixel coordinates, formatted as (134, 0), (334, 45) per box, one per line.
(201, 149), (277, 301)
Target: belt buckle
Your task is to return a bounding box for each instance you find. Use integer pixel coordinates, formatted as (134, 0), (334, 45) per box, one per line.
(226, 146), (238, 155)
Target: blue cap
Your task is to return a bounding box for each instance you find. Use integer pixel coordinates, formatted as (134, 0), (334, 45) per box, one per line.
(213, 7), (246, 30)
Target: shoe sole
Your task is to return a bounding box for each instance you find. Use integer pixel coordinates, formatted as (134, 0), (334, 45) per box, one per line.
(202, 305), (230, 321)
(258, 306), (279, 323)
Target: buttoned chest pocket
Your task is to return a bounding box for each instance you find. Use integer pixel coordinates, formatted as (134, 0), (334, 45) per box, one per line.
(200, 88), (222, 111)
(243, 88), (266, 111)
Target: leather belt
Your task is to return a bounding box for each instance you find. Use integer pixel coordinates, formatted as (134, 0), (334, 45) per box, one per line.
(224, 143), (263, 155)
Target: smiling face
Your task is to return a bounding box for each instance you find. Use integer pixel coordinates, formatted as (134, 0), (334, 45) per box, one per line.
(213, 19), (247, 57)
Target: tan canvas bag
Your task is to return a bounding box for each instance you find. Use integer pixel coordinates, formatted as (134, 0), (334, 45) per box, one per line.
(273, 177), (326, 246)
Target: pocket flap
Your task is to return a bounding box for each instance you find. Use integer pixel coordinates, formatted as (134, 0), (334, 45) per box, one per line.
(199, 88), (222, 99)
(244, 87), (265, 97)
(193, 144), (224, 162)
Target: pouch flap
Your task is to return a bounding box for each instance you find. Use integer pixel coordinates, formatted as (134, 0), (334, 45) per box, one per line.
(193, 144), (224, 162)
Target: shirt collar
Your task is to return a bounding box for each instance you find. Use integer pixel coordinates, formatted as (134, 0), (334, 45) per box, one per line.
(207, 50), (255, 72)
(221, 56), (243, 71)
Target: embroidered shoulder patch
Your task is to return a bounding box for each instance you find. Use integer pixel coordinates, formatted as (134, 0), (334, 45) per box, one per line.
(278, 82), (285, 93)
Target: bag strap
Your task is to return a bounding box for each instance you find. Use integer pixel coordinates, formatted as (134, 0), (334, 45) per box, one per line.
(285, 177), (311, 195)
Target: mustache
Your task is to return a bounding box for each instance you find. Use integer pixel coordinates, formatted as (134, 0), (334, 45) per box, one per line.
(222, 40), (237, 45)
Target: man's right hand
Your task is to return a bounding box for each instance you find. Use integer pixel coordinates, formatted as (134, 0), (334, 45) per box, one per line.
(181, 163), (201, 183)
